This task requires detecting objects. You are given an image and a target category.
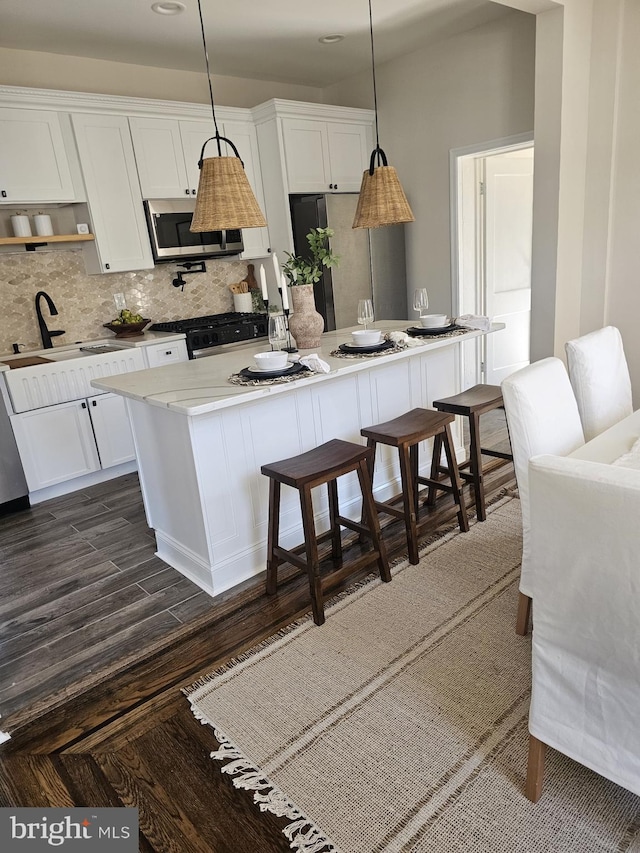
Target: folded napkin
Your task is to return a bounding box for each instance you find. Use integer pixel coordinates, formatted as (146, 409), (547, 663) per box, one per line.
(456, 314), (492, 331)
(387, 331), (423, 348)
(612, 437), (640, 470)
(299, 353), (331, 374)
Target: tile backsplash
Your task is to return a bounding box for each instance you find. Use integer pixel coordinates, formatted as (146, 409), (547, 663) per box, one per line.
(0, 249), (254, 355)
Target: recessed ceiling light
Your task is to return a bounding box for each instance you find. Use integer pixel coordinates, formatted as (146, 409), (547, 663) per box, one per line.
(319, 34), (345, 45)
(151, 2), (186, 15)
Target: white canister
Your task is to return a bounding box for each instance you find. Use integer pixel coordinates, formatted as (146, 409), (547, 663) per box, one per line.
(233, 292), (253, 313)
(10, 215), (32, 238)
(33, 214), (54, 237)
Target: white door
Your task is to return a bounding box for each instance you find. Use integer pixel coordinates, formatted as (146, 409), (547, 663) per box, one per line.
(88, 393), (136, 468)
(129, 117), (190, 199)
(326, 123), (371, 192)
(282, 119), (331, 192)
(483, 150), (533, 384)
(179, 120), (217, 194)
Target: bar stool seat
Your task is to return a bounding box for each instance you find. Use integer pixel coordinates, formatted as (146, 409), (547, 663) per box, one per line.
(432, 384), (513, 522)
(261, 438), (390, 626)
(360, 408), (469, 565)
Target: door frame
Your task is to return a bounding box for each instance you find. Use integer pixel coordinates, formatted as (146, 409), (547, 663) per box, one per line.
(450, 132), (534, 388)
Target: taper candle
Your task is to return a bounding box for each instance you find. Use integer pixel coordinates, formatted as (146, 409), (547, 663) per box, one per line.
(259, 264), (268, 300)
(280, 274), (290, 311)
(271, 251), (280, 283)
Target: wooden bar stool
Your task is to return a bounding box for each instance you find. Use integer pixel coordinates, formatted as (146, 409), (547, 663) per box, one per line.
(431, 384), (513, 522)
(360, 408), (469, 565)
(261, 438), (390, 626)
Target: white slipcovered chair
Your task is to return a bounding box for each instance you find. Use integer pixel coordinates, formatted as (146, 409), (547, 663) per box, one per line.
(501, 358), (585, 635)
(565, 326), (633, 442)
(525, 453), (640, 801)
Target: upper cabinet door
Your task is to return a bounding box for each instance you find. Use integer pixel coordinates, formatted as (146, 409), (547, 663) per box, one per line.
(326, 123), (370, 193)
(129, 117), (189, 199)
(0, 108), (75, 202)
(179, 119), (218, 195)
(282, 119), (332, 193)
(72, 113), (154, 274)
(222, 120), (270, 259)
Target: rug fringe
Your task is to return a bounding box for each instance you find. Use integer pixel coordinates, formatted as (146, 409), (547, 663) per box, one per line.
(208, 727), (339, 852)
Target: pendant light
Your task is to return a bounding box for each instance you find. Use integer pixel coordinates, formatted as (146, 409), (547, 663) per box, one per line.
(352, 0), (415, 229)
(190, 0), (266, 232)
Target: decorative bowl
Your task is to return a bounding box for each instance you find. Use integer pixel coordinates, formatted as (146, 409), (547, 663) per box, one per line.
(351, 329), (382, 346)
(419, 314), (449, 329)
(253, 351), (288, 371)
(103, 319), (150, 338)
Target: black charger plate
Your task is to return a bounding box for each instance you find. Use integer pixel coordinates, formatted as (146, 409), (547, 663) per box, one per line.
(338, 339), (394, 355)
(239, 362), (305, 380)
(406, 323), (465, 337)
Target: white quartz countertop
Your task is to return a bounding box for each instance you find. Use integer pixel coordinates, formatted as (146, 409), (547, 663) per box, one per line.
(91, 321), (504, 417)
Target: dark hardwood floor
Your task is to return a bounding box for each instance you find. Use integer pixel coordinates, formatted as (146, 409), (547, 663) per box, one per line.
(0, 410), (516, 852)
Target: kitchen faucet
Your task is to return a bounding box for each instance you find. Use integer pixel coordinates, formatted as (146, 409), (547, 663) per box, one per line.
(35, 291), (65, 349)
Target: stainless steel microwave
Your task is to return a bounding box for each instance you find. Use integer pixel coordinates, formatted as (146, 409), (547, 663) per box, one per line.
(143, 199), (243, 263)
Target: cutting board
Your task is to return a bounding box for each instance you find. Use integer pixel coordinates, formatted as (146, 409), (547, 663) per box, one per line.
(2, 356), (52, 369)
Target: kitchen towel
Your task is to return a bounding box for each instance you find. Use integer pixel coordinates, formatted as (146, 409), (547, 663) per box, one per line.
(299, 353), (330, 373)
(456, 314), (492, 331)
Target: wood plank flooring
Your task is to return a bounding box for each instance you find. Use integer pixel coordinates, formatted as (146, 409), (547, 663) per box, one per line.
(0, 410), (516, 852)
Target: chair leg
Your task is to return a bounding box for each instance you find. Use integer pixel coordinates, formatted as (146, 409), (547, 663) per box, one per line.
(265, 478), (281, 595)
(410, 442), (419, 517)
(516, 591), (532, 636)
(468, 411), (486, 521)
(426, 433), (443, 507)
(299, 484), (324, 626)
(398, 442), (419, 564)
(442, 423), (469, 533)
(357, 458), (391, 583)
(360, 437), (377, 538)
(327, 478), (342, 564)
(525, 735), (547, 803)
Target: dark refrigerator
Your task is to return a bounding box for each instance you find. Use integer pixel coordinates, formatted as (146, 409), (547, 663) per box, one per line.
(289, 193), (407, 331)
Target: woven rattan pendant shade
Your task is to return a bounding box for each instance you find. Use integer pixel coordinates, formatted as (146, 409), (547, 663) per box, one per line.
(352, 152), (415, 229)
(191, 153), (267, 231)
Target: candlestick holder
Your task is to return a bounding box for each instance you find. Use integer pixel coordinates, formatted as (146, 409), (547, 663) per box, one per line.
(263, 297), (269, 314)
(278, 288), (298, 352)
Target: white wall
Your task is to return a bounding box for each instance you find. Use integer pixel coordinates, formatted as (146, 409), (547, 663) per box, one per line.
(327, 11), (536, 318)
(0, 46), (323, 108)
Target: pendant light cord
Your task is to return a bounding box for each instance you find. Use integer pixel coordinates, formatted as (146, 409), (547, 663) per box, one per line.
(368, 0), (380, 159)
(196, 0), (222, 156)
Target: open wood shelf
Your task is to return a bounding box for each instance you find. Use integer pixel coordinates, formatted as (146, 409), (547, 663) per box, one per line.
(0, 234), (95, 245)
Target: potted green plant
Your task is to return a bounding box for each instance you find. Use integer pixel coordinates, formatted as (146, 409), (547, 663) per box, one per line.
(282, 228), (340, 349)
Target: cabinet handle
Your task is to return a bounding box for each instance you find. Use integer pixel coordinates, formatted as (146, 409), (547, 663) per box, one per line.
(1, 190), (6, 198)
(185, 188), (190, 195)
(191, 189), (196, 194)
(105, 263), (110, 270)
(329, 183), (334, 189)
(165, 351), (172, 356)
(334, 184), (338, 190)
(92, 399), (97, 406)
(81, 401), (87, 409)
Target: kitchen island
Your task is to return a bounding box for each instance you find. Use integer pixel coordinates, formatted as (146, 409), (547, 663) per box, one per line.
(92, 321), (503, 597)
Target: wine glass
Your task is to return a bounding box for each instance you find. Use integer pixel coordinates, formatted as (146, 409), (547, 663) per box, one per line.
(413, 288), (430, 318)
(357, 299), (374, 330)
(268, 315), (287, 350)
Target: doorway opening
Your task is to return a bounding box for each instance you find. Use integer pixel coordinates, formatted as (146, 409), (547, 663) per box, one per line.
(451, 135), (534, 389)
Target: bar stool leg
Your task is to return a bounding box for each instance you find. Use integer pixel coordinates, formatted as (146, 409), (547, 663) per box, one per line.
(468, 411), (486, 521)
(410, 443), (419, 517)
(327, 478), (342, 564)
(442, 423), (470, 533)
(299, 484), (324, 625)
(356, 458), (391, 583)
(399, 442), (419, 564)
(266, 478), (281, 595)
(426, 433), (443, 507)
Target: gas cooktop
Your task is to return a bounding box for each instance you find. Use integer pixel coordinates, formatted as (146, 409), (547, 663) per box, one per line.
(149, 312), (268, 358)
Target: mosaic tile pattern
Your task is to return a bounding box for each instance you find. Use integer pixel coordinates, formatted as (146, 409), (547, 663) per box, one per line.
(0, 250), (253, 354)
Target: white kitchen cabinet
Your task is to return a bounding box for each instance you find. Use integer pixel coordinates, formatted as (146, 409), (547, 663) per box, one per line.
(10, 391), (135, 492)
(71, 113), (154, 274)
(282, 119), (370, 193)
(142, 339), (188, 368)
(129, 116), (270, 259)
(0, 107), (76, 203)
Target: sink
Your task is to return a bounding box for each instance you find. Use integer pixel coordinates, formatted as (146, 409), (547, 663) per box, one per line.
(43, 349), (93, 361)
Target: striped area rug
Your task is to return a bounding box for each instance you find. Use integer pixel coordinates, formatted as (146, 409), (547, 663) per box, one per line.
(185, 497), (640, 852)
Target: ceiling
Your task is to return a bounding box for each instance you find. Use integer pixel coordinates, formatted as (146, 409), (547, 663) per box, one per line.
(0, 0), (514, 88)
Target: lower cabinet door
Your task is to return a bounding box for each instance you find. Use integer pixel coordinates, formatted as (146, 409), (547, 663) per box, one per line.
(88, 393), (136, 468)
(11, 400), (100, 491)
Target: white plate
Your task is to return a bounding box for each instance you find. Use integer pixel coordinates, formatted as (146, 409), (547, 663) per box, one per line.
(343, 340), (385, 350)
